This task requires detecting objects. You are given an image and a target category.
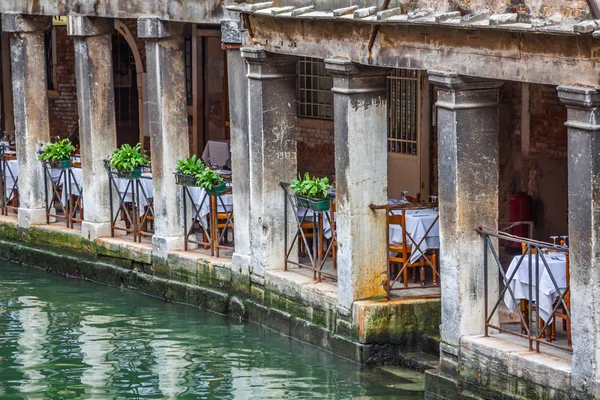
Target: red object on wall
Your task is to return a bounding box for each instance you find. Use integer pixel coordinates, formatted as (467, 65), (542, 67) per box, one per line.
(510, 192), (533, 239)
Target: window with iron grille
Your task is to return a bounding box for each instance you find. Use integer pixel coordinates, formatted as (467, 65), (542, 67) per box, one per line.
(387, 69), (419, 155)
(44, 29), (56, 91)
(297, 57), (333, 120)
(184, 35), (193, 106)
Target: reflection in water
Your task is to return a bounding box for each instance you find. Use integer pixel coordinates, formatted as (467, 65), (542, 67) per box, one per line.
(79, 315), (117, 398)
(0, 262), (424, 399)
(16, 296), (50, 395)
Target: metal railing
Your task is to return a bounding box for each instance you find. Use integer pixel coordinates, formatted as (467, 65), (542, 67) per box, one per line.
(281, 182), (337, 282)
(370, 202), (440, 299)
(0, 145), (18, 216)
(477, 227), (571, 353)
(106, 164), (154, 242)
(182, 185), (234, 257)
(42, 162), (83, 228)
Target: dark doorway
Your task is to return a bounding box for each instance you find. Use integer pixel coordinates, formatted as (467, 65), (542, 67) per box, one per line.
(112, 31), (140, 147)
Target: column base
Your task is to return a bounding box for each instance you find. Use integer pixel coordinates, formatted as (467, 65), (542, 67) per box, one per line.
(152, 234), (184, 261)
(232, 252), (251, 276)
(81, 221), (112, 241)
(17, 207), (46, 229)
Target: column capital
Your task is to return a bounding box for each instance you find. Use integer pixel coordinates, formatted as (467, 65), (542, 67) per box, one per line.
(137, 17), (185, 39)
(324, 58), (387, 95)
(428, 70), (503, 92)
(240, 48), (296, 80)
(67, 16), (114, 37)
(1, 13), (51, 33)
(558, 86), (600, 133)
(558, 86), (600, 109)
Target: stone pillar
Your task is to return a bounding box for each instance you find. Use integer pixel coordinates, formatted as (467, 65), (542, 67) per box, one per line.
(138, 18), (189, 261)
(557, 86), (600, 396)
(324, 59), (388, 314)
(2, 14), (51, 228)
(241, 48), (297, 283)
(68, 16), (116, 240)
(223, 20), (251, 275)
(428, 71), (501, 369)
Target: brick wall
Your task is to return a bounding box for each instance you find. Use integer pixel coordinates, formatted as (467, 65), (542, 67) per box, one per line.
(296, 118), (335, 181)
(529, 84), (568, 158)
(48, 26), (78, 140)
(498, 81), (568, 241)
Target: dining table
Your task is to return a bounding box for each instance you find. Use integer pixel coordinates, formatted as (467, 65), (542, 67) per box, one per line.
(503, 251), (568, 322)
(388, 208), (440, 264)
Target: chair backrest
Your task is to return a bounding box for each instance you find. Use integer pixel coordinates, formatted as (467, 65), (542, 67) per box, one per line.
(521, 242), (537, 254)
(406, 193), (421, 203)
(388, 211), (407, 240)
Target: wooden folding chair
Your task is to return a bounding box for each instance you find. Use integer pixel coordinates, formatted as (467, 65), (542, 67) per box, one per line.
(388, 211), (424, 287)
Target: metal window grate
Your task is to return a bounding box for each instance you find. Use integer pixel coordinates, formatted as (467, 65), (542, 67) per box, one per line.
(44, 29), (55, 91)
(297, 57), (333, 120)
(388, 69), (419, 155)
(184, 35), (193, 106)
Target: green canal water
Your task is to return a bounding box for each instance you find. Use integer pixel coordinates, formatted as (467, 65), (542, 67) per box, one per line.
(0, 261), (424, 399)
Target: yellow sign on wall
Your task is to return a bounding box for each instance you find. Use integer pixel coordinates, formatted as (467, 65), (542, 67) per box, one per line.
(52, 16), (67, 26)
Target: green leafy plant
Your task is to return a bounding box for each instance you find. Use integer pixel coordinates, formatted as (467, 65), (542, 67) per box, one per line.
(195, 167), (224, 190)
(38, 138), (75, 161)
(290, 173), (333, 200)
(176, 154), (205, 176)
(109, 143), (149, 172)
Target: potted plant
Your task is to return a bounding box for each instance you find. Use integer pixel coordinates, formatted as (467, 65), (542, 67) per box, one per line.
(175, 154), (205, 186)
(290, 173), (334, 211)
(38, 138), (75, 170)
(197, 167), (227, 196)
(108, 143), (149, 179)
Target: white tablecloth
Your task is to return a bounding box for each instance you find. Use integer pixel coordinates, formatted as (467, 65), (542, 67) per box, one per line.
(202, 140), (231, 169)
(187, 186), (233, 219)
(113, 174), (154, 215)
(3, 161), (62, 200)
(389, 209), (440, 263)
(503, 252), (568, 322)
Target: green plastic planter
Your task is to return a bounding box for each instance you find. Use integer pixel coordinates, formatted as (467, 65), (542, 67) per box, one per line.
(309, 197), (330, 212)
(295, 194), (310, 209)
(51, 158), (71, 170)
(115, 166), (143, 179)
(175, 173), (197, 186)
(207, 182), (227, 196)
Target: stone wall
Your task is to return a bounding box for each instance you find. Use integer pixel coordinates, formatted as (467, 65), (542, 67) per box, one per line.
(48, 26), (79, 140)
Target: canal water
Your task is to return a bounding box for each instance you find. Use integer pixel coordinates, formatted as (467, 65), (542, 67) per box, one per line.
(0, 261), (424, 399)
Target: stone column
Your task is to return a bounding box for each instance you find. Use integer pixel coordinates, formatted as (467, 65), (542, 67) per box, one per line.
(241, 48), (297, 283)
(2, 14), (51, 228)
(557, 86), (600, 396)
(68, 16), (116, 240)
(138, 18), (189, 261)
(428, 71), (501, 368)
(223, 20), (251, 275)
(324, 59), (388, 314)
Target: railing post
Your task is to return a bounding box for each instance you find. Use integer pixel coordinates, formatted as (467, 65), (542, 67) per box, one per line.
(483, 234), (488, 337)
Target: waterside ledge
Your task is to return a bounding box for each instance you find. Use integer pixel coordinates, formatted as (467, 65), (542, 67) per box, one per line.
(0, 219), (441, 369)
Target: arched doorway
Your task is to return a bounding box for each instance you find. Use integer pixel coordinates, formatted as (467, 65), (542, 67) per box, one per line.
(112, 21), (145, 148)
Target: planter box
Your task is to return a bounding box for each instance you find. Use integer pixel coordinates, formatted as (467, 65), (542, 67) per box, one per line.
(175, 173), (197, 186)
(206, 182), (227, 197)
(114, 166), (143, 180)
(295, 194), (310, 209)
(309, 197), (330, 212)
(49, 158), (71, 170)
